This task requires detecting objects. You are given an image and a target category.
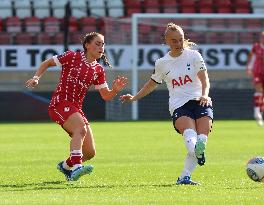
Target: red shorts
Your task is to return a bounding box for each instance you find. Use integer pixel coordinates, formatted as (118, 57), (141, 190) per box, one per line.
(48, 101), (89, 126)
(253, 72), (264, 86)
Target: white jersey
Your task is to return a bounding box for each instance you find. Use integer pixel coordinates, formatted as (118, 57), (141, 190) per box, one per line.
(151, 49), (207, 116)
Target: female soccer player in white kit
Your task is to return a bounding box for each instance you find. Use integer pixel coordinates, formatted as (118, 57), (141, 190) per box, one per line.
(120, 23), (213, 185)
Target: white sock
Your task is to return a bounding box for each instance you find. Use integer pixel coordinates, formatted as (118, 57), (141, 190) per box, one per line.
(183, 129), (197, 155)
(254, 107), (261, 116)
(197, 134), (208, 143)
(179, 129), (198, 179)
(254, 106), (261, 113)
(180, 153), (198, 179)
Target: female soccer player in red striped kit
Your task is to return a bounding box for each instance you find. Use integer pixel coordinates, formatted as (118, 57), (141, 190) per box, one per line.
(25, 32), (128, 181)
(246, 31), (264, 126)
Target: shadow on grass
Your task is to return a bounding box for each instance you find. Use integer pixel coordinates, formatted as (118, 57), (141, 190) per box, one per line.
(1, 180), (263, 192)
(0, 181), (176, 192)
(225, 186), (264, 190)
(0, 181), (66, 191)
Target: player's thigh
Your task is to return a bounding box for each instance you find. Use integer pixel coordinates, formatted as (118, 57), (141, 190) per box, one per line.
(175, 116), (196, 134)
(195, 116), (213, 135)
(82, 125), (96, 155)
(62, 112), (87, 136)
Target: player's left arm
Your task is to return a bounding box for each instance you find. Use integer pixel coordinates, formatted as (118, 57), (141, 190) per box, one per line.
(246, 43), (258, 75)
(198, 70), (210, 97)
(197, 70), (211, 106)
(99, 76), (128, 101)
(194, 51), (211, 106)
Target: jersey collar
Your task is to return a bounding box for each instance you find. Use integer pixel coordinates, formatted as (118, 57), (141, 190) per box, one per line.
(81, 51), (97, 67)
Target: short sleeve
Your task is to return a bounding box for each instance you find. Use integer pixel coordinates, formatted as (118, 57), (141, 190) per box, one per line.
(151, 60), (163, 84)
(193, 51), (207, 73)
(53, 50), (75, 67)
(93, 66), (108, 89)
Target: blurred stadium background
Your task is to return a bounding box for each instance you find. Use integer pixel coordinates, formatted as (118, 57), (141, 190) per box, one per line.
(0, 0), (264, 121)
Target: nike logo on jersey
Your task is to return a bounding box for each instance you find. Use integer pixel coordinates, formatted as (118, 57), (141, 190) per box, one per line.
(172, 75), (193, 88)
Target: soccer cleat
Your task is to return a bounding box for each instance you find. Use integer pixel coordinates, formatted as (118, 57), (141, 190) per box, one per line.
(176, 176), (199, 185)
(57, 161), (72, 181)
(69, 165), (94, 181)
(195, 140), (206, 166)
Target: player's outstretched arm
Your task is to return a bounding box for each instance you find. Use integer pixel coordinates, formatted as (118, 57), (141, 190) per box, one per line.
(120, 79), (157, 103)
(99, 76), (128, 101)
(25, 58), (56, 89)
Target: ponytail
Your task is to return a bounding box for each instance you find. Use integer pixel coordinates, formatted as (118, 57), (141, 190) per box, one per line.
(101, 53), (112, 68)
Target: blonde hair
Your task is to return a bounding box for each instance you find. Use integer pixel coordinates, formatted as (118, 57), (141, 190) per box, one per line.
(164, 22), (196, 49)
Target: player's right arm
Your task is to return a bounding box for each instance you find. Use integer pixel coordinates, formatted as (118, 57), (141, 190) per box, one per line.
(25, 58), (56, 88)
(120, 79), (157, 103)
(120, 60), (162, 103)
(246, 51), (256, 76)
(246, 44), (257, 76)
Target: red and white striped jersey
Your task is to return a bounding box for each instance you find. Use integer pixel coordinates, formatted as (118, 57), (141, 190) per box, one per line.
(252, 43), (264, 75)
(49, 50), (108, 109)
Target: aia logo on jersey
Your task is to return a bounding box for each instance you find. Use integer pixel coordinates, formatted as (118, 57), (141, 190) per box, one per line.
(64, 107), (70, 112)
(172, 75), (193, 88)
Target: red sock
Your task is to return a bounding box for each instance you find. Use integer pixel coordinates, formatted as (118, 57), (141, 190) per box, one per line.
(70, 150), (83, 166)
(253, 93), (263, 108)
(65, 157), (73, 167)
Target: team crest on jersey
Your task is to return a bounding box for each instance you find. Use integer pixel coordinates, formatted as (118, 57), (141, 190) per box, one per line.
(93, 73), (98, 80)
(187, 63), (191, 70)
(64, 107), (70, 112)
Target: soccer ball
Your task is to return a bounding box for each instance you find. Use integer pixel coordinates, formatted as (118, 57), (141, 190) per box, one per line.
(246, 156), (264, 182)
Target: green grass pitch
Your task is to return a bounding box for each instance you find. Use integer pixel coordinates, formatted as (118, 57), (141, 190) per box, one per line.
(0, 120), (263, 204)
